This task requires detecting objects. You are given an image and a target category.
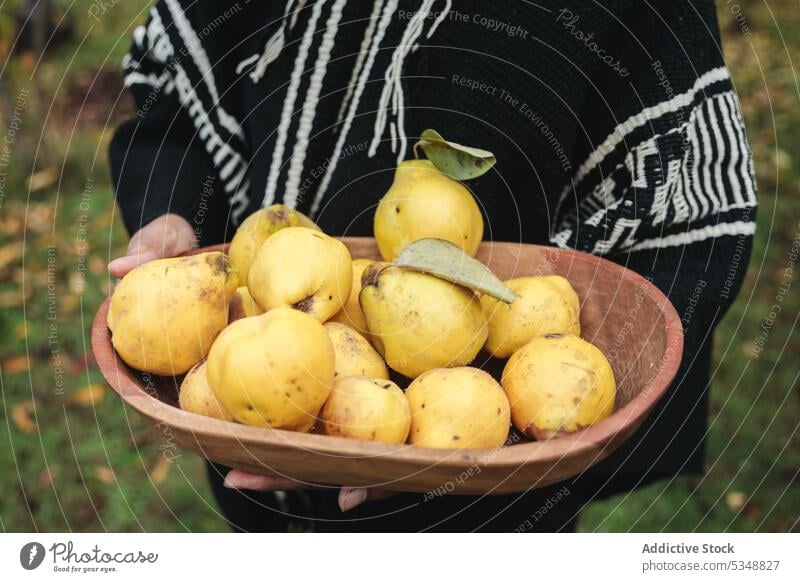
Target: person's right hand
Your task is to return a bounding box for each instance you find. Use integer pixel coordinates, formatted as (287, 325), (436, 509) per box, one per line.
(108, 214), (196, 277)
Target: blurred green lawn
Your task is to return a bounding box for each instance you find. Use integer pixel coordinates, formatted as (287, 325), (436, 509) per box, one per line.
(0, 1), (797, 532)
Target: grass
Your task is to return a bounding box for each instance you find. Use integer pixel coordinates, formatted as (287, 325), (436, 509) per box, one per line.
(0, 0), (797, 532)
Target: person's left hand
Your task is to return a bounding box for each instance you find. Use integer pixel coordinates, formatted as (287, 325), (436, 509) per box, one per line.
(107, 213), (196, 277)
(223, 470), (395, 512)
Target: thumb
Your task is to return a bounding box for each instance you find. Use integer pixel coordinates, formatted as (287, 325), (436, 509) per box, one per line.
(108, 215), (194, 277)
(107, 249), (163, 277)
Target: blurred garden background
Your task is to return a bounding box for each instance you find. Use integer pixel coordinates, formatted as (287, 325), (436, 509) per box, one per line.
(0, 0), (797, 532)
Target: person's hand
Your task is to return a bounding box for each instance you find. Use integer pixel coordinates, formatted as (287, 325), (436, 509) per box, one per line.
(223, 470), (395, 512)
(112, 215), (387, 512)
(108, 214), (196, 277)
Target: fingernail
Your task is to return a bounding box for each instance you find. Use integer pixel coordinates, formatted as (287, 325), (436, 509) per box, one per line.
(223, 474), (241, 489)
(339, 488), (368, 512)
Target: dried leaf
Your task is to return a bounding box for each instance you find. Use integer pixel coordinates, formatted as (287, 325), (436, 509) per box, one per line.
(26, 203), (55, 234)
(2, 356), (31, 374)
(0, 242), (22, 269)
(395, 238), (517, 303)
(741, 341), (758, 359)
(94, 466), (115, 485)
(69, 384), (106, 407)
(416, 129), (496, 180)
(11, 401), (36, 434)
(89, 256), (106, 275)
(725, 491), (747, 511)
(27, 168), (57, 192)
(0, 215), (23, 236)
(150, 456), (171, 484)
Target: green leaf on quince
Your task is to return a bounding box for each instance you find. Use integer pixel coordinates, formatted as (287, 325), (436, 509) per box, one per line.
(415, 129), (497, 180)
(395, 238), (517, 303)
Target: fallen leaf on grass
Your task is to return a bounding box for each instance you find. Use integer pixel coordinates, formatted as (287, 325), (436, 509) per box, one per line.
(27, 168), (57, 193)
(741, 341), (759, 359)
(94, 466), (115, 485)
(10, 401), (36, 434)
(69, 385), (106, 407)
(26, 202), (56, 234)
(149, 456), (171, 484)
(2, 356), (31, 374)
(89, 256), (106, 274)
(725, 491), (747, 511)
(0, 242), (22, 269)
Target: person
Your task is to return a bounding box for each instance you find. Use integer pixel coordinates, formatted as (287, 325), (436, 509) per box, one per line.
(108, 1), (756, 532)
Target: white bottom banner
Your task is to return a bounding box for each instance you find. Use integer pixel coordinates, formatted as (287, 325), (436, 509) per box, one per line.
(1, 533), (797, 581)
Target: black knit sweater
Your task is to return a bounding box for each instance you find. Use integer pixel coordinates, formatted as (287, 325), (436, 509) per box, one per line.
(110, 0), (756, 531)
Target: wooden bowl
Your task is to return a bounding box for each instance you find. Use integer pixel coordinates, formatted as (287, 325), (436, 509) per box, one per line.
(92, 238), (683, 494)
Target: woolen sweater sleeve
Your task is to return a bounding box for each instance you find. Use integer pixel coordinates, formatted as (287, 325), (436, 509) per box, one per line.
(549, 0), (757, 483)
(109, 15), (217, 236)
(550, 1), (756, 310)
